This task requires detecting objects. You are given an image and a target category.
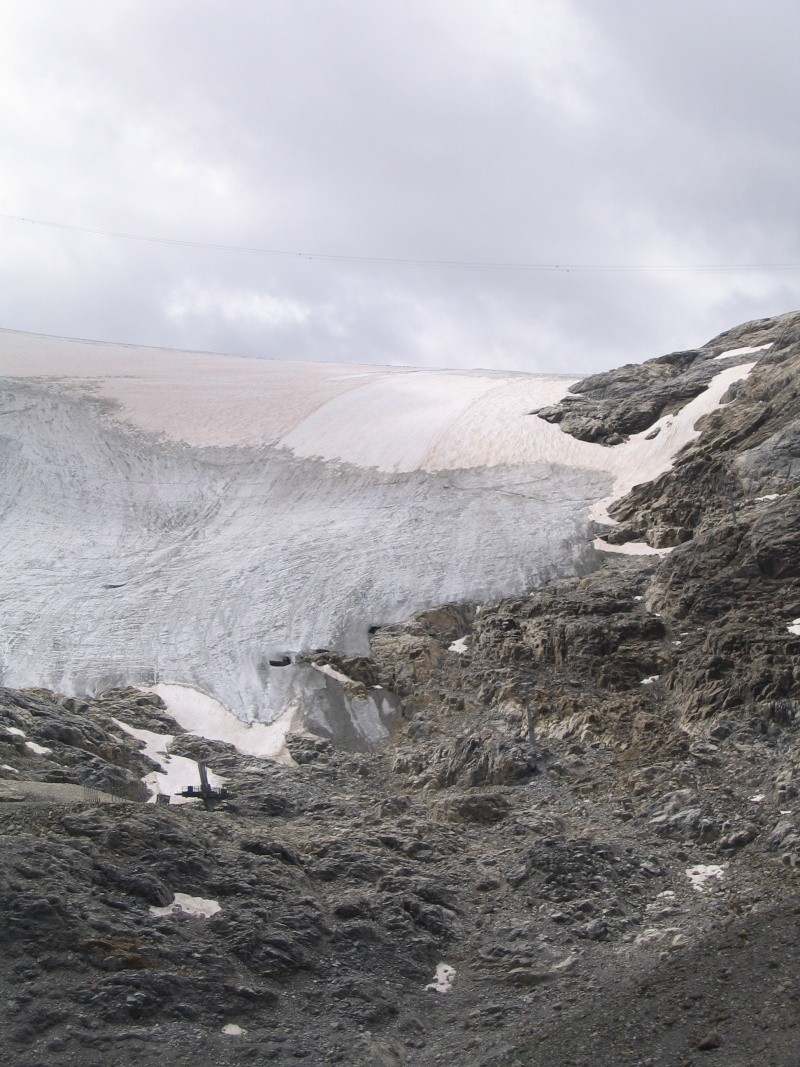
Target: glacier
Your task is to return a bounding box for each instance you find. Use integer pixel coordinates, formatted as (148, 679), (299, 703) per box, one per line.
(0, 328), (754, 738)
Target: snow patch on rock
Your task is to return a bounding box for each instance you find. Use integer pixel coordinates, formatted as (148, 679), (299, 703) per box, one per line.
(24, 741), (52, 756)
(686, 864), (725, 891)
(149, 893), (221, 919)
(425, 962), (456, 993)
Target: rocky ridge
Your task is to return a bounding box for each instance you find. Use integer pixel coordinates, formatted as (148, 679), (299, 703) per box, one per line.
(1, 311), (800, 1065)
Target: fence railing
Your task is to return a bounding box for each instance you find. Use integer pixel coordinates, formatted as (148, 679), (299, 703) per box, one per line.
(1, 779), (145, 806)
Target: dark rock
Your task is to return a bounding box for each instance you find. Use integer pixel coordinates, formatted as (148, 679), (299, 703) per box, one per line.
(698, 1030), (722, 1051)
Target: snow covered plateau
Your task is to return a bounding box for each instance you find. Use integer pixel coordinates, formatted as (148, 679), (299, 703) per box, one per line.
(0, 329), (755, 740)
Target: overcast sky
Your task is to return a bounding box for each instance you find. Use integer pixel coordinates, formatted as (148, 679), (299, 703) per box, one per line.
(1, 0), (798, 374)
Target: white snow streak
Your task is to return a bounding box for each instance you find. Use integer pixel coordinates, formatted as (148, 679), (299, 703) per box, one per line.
(587, 361), (758, 523)
(788, 620), (800, 636)
(449, 636), (469, 654)
(593, 538), (673, 557)
(713, 343), (772, 360)
(312, 664), (355, 687)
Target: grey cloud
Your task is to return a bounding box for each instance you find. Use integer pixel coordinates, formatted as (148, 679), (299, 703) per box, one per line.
(0, 0), (797, 373)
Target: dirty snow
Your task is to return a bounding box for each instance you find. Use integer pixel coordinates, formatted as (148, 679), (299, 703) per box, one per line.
(149, 892), (221, 918)
(449, 636), (470, 654)
(112, 718), (224, 803)
(749, 794), (766, 803)
(425, 962), (456, 993)
(222, 1024), (246, 1037)
(686, 864), (726, 891)
(1, 764), (18, 773)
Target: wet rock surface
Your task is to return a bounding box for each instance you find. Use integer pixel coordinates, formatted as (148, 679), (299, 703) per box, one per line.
(2, 312), (800, 1065)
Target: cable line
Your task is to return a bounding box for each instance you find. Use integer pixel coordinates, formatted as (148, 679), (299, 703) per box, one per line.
(1, 212), (798, 273)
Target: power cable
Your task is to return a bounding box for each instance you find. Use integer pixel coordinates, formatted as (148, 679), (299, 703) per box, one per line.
(1, 212), (798, 273)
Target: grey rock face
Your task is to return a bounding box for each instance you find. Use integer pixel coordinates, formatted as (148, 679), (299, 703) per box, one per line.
(537, 348), (711, 444)
(538, 311), (800, 450)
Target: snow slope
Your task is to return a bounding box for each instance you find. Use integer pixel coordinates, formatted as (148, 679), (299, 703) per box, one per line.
(0, 329), (756, 732)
